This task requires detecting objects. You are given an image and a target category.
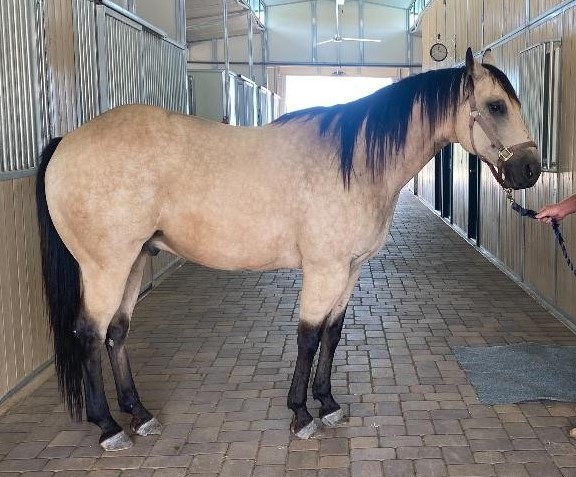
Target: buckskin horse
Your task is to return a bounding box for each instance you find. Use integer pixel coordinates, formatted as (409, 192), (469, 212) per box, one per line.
(36, 48), (540, 450)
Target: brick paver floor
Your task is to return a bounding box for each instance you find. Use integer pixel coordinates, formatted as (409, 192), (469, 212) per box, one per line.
(2, 190), (576, 476)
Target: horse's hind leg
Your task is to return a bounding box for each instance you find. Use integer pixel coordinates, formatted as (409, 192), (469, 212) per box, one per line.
(76, 313), (127, 450)
(105, 251), (161, 437)
(288, 263), (354, 438)
(79, 260), (141, 451)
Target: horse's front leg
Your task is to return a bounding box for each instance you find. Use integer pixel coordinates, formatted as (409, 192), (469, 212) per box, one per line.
(288, 263), (354, 438)
(312, 307), (346, 426)
(313, 267), (360, 427)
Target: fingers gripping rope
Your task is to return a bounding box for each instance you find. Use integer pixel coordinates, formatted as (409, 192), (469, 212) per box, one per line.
(510, 201), (576, 277)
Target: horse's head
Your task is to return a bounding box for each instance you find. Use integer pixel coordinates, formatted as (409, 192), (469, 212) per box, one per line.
(456, 47), (541, 190)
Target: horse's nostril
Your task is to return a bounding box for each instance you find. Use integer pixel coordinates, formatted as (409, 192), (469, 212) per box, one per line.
(525, 163), (535, 179)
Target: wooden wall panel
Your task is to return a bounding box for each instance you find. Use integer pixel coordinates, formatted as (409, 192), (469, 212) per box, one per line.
(454, 0), (468, 62)
(417, 159), (436, 207)
(504, 0), (526, 34)
(523, 173), (557, 300)
(530, 0), (562, 20)
(479, 163), (501, 257)
(421, 0), (441, 70)
(152, 252), (180, 282)
(483, 0), (504, 46)
(467, 0), (483, 52)
(493, 39), (523, 276)
(556, 7), (576, 317)
(418, 0), (576, 326)
(451, 145), (469, 235)
(0, 178), (51, 400)
(529, 14), (562, 45)
(444, 0), (456, 64)
(141, 256), (153, 292)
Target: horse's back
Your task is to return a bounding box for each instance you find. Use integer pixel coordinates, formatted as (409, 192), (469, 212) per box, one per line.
(45, 105), (311, 271)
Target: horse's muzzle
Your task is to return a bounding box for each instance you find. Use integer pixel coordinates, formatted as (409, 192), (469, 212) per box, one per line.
(502, 153), (541, 190)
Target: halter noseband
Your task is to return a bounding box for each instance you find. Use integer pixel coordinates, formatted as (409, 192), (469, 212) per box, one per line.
(468, 93), (537, 188)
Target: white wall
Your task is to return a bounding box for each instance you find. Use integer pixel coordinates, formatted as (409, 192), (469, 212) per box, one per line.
(267, 0), (409, 65)
(267, 2), (314, 63)
(134, 0), (180, 41)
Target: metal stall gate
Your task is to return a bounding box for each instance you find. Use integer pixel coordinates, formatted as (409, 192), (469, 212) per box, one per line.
(0, 0), (187, 403)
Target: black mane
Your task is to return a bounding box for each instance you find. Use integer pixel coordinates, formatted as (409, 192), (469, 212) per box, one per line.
(275, 65), (519, 186)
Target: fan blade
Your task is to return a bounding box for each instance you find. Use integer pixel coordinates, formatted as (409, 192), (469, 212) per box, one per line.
(317, 39), (336, 45)
(341, 37), (381, 43)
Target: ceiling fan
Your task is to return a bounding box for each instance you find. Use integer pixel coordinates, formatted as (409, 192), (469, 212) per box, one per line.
(317, 0), (381, 46)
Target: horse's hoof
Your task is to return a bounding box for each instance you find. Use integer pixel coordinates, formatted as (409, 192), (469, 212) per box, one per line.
(133, 417), (162, 436)
(292, 419), (318, 439)
(570, 428), (576, 438)
(321, 408), (344, 427)
(100, 430), (133, 451)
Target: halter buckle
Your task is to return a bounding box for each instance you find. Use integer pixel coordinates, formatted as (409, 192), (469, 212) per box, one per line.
(498, 147), (513, 161)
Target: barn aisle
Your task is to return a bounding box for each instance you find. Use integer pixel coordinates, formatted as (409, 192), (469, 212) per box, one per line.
(1, 189), (575, 477)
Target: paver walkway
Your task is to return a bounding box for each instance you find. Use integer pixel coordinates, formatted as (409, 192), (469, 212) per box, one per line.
(2, 190), (576, 477)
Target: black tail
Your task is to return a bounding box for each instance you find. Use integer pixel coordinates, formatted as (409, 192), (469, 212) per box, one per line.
(36, 137), (84, 420)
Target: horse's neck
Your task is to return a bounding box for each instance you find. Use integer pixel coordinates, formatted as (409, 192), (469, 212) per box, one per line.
(390, 102), (454, 191)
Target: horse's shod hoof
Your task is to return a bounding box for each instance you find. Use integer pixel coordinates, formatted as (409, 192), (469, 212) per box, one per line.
(292, 419), (318, 439)
(321, 408), (345, 427)
(133, 417), (162, 436)
(100, 430), (133, 451)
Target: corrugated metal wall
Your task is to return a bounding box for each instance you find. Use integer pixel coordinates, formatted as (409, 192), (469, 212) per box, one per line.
(0, 0), (43, 175)
(419, 0), (576, 326)
(0, 0), (187, 402)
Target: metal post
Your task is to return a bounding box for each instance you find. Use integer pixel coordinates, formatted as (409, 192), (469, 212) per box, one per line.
(359, 0), (365, 64)
(311, 0), (317, 63)
(262, 5), (269, 88)
(406, 7), (411, 67)
(262, 2), (268, 86)
(176, 0), (186, 45)
(221, 0), (230, 122)
(248, 11), (254, 81)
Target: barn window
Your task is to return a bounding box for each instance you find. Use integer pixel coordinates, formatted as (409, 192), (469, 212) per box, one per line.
(519, 40), (561, 172)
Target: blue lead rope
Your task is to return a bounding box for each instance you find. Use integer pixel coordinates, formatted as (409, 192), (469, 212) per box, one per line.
(510, 201), (576, 277)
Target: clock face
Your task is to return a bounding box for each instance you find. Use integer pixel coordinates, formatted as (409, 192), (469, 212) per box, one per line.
(430, 42), (448, 62)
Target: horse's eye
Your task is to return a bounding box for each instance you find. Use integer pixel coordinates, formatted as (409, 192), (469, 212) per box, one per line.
(487, 101), (507, 115)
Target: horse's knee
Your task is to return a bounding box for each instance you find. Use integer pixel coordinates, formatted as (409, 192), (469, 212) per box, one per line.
(296, 321), (322, 353)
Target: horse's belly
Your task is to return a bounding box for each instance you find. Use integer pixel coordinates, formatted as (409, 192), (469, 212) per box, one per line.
(155, 227), (301, 271)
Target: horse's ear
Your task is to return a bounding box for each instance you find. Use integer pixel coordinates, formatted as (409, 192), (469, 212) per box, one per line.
(465, 47), (485, 80)
(482, 48), (496, 66)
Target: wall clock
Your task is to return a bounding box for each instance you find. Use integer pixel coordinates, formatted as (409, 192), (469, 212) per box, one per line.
(430, 42), (448, 62)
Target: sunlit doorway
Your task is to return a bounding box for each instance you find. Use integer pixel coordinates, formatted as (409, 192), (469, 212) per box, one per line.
(285, 75), (393, 112)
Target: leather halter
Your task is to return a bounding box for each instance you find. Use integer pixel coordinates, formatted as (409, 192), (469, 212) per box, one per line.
(468, 92), (537, 188)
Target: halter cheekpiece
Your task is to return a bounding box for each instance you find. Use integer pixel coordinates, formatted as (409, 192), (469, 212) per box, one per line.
(467, 92), (537, 188)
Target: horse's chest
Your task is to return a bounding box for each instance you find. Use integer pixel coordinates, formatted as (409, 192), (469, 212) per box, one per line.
(350, 204), (396, 266)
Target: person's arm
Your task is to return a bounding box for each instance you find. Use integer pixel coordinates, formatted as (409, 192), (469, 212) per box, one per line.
(535, 194), (576, 224)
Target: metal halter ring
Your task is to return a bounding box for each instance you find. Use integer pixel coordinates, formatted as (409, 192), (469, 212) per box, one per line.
(498, 147), (514, 161)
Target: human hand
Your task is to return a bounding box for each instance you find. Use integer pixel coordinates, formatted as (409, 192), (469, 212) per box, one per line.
(535, 203), (569, 224)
